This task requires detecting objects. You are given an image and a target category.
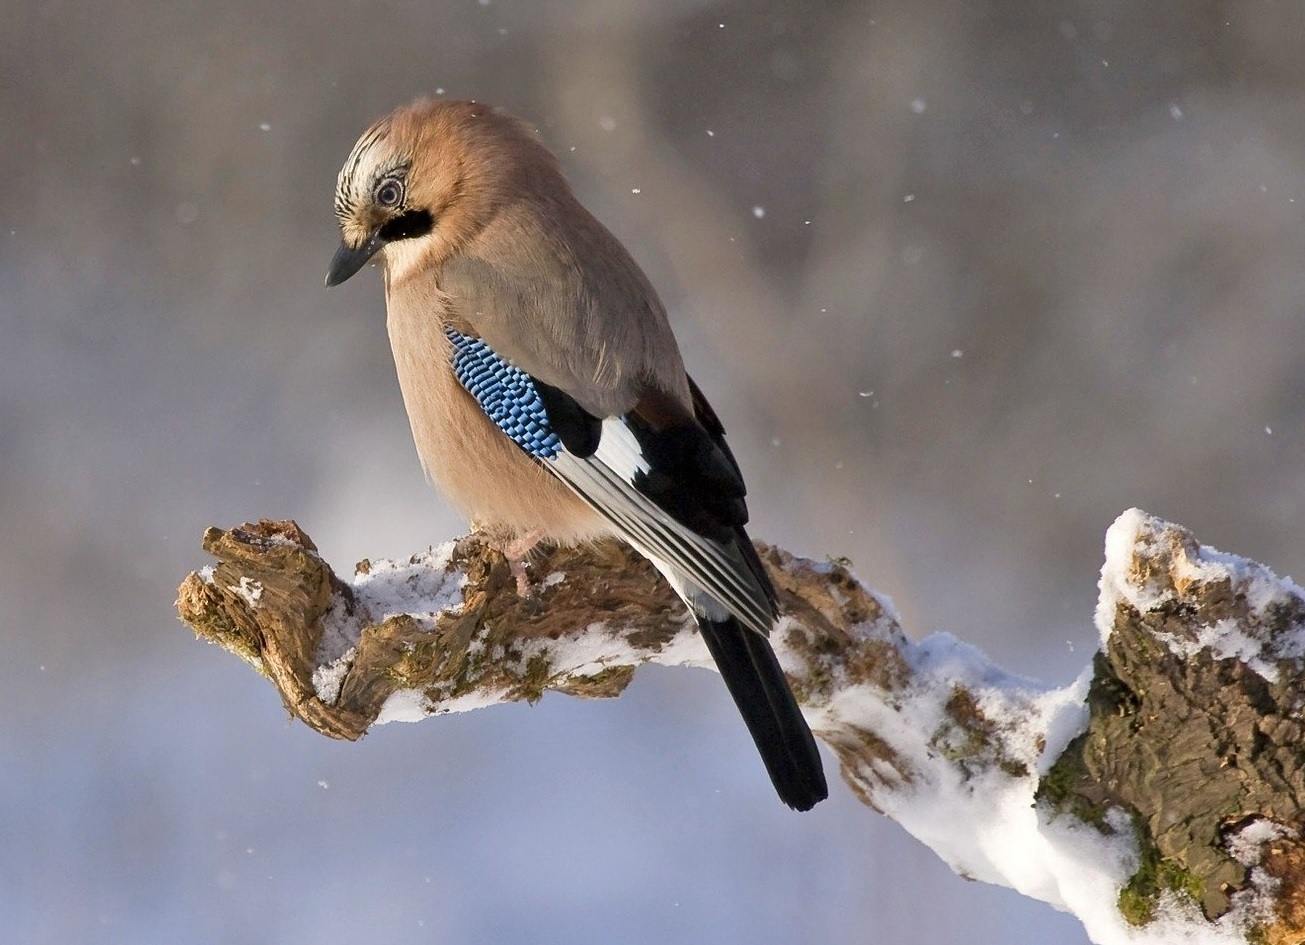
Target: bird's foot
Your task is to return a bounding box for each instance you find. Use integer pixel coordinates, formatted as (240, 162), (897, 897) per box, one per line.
(509, 557), (533, 600)
(503, 530), (545, 601)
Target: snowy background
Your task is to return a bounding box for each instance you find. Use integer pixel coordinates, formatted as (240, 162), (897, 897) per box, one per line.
(4, 1), (1305, 942)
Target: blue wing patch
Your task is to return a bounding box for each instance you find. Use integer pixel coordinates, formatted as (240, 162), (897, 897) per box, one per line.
(445, 327), (562, 459)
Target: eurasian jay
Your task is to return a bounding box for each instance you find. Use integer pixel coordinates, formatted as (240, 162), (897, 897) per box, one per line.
(326, 98), (827, 811)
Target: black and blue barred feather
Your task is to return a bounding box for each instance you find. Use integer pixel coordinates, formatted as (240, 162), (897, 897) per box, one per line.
(446, 326), (562, 459)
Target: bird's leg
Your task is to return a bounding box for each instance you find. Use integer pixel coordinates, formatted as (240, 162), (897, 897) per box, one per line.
(471, 522), (546, 599)
(503, 529), (545, 598)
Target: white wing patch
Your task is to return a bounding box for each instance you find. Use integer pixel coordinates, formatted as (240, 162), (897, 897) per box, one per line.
(591, 416), (649, 479)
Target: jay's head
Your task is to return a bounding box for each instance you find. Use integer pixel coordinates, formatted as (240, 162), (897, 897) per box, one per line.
(326, 98), (563, 287)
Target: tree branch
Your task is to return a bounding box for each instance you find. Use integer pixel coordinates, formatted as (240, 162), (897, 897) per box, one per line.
(176, 510), (1304, 944)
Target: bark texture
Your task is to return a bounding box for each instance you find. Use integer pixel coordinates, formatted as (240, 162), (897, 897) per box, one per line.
(1040, 519), (1305, 937)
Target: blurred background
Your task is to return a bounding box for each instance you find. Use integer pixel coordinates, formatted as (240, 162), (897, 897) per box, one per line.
(3, 0), (1303, 942)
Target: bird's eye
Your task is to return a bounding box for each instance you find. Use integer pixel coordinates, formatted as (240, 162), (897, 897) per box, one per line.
(375, 179), (403, 208)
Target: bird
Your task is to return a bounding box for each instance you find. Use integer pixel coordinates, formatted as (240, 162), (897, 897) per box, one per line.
(325, 98), (827, 811)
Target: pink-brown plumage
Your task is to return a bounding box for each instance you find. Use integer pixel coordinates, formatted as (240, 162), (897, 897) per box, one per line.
(328, 98), (827, 810)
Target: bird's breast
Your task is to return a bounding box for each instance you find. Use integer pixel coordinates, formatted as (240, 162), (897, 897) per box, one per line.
(384, 293), (605, 543)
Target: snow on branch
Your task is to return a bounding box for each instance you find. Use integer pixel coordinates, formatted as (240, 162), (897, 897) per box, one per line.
(175, 510), (1304, 945)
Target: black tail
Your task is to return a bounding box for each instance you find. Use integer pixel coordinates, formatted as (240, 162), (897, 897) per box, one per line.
(697, 616), (828, 811)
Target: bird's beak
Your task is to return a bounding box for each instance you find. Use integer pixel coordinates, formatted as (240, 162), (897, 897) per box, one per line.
(325, 230), (385, 287)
